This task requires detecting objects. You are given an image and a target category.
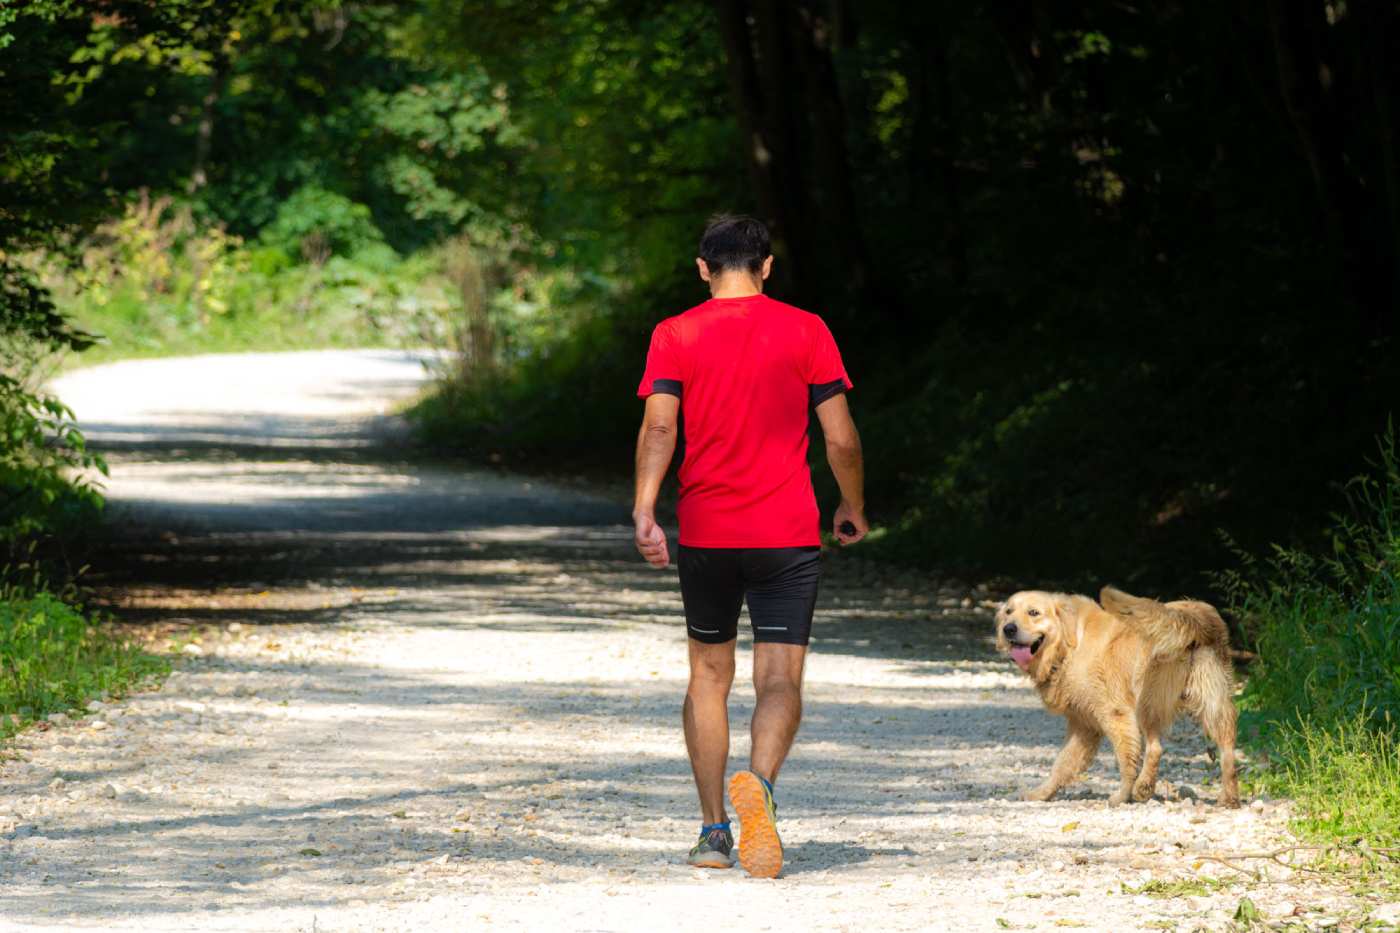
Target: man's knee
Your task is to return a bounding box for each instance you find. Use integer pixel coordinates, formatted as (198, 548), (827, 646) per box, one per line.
(752, 643), (805, 693)
(689, 642), (736, 686)
(753, 675), (801, 704)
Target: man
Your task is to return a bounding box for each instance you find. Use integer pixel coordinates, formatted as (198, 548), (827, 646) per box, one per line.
(633, 214), (868, 879)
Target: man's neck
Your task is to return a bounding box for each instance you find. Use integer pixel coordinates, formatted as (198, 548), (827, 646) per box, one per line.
(708, 273), (764, 299)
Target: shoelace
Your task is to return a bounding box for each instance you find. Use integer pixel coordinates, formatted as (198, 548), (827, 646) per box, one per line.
(705, 829), (730, 850)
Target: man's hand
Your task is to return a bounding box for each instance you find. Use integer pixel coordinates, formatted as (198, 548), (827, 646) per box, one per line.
(833, 500), (868, 545)
(634, 511), (671, 568)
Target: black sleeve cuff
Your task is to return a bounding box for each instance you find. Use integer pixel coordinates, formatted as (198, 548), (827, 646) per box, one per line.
(651, 378), (682, 398)
(809, 379), (847, 406)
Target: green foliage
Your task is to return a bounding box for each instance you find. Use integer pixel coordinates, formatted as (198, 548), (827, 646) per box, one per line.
(1220, 428), (1400, 731)
(0, 375), (105, 548)
(1217, 430), (1400, 860)
(1250, 714), (1400, 856)
(1121, 876), (1232, 899)
(0, 590), (168, 743)
(49, 197), (464, 364)
(260, 186), (387, 262)
(0, 263), (106, 578)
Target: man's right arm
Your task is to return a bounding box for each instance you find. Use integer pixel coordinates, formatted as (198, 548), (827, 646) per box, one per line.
(814, 393), (867, 545)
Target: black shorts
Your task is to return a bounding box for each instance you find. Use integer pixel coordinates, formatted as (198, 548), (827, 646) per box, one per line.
(677, 546), (821, 646)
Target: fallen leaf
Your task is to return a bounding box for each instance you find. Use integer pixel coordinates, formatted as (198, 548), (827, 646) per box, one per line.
(299, 848), (322, 857)
(1061, 821), (1080, 832)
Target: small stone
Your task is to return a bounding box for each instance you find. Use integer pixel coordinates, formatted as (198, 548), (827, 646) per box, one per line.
(182, 643), (204, 657)
(1371, 904), (1400, 925)
(90, 720), (108, 731)
(1250, 799), (1265, 812)
(86, 700), (104, 712)
(100, 784), (117, 799)
(47, 777), (65, 789)
(45, 713), (67, 725)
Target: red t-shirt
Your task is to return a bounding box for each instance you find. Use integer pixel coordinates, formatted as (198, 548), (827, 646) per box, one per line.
(636, 293), (852, 548)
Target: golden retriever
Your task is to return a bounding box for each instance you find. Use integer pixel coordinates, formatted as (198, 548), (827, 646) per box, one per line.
(994, 586), (1239, 807)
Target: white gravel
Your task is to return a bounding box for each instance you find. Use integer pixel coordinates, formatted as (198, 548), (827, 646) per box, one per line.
(0, 350), (1389, 931)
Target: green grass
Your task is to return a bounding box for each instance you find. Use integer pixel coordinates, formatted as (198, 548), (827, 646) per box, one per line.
(38, 196), (467, 369)
(1218, 428), (1400, 882)
(58, 251), (458, 368)
(1252, 715), (1400, 854)
(0, 590), (168, 743)
(1121, 877), (1233, 898)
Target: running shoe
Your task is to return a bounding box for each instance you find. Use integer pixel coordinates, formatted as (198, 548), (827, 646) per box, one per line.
(687, 824), (735, 869)
(729, 770), (782, 878)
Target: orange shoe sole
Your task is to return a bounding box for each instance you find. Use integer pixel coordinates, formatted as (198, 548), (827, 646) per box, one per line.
(729, 771), (782, 878)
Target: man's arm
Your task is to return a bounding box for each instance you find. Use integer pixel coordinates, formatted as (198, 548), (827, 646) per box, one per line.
(814, 393), (867, 545)
(633, 393), (680, 567)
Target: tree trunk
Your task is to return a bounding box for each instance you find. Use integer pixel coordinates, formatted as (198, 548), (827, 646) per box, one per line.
(713, 0), (901, 323)
(186, 57), (229, 196)
(713, 0), (808, 300)
(1265, 0), (1394, 338)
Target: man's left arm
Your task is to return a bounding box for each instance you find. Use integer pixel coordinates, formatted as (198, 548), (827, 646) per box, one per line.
(633, 393), (679, 568)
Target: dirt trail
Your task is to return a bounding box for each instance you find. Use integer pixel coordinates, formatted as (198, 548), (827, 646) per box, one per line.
(0, 350), (1378, 931)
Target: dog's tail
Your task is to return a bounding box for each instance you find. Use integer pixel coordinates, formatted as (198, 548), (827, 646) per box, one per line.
(1099, 585), (1227, 657)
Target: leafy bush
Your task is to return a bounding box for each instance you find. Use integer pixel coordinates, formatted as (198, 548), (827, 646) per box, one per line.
(47, 194), (466, 363)
(1220, 428), (1400, 731)
(0, 263), (106, 580)
(408, 264), (643, 462)
(0, 377), (105, 547)
(259, 186), (388, 264)
(1249, 715), (1400, 855)
(1217, 427), (1400, 856)
(0, 591), (167, 742)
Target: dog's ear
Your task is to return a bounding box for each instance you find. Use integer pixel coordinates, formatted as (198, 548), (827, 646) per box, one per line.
(1052, 595), (1081, 649)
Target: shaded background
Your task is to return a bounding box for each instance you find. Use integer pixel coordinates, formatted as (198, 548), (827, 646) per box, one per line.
(4, 0), (1398, 589)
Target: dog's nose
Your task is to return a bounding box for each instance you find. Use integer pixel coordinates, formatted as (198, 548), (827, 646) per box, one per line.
(1002, 622), (1018, 639)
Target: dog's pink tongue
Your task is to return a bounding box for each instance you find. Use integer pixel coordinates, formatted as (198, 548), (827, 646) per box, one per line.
(1010, 645), (1033, 671)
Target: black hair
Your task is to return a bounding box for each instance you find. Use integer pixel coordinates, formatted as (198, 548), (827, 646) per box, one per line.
(698, 213), (770, 276)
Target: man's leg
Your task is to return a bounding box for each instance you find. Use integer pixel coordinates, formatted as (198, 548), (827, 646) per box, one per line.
(741, 546), (820, 783)
(725, 547), (818, 879)
(684, 638), (736, 824)
(750, 642), (807, 782)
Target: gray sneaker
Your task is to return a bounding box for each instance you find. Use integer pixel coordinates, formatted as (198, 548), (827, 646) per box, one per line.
(687, 825), (735, 869)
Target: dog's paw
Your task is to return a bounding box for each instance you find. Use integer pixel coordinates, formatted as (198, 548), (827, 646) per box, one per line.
(1131, 781), (1155, 803)
(1218, 791), (1241, 809)
(1107, 789), (1130, 806)
(1019, 786), (1054, 802)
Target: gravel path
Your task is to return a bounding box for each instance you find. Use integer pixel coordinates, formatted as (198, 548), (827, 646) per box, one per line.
(1, 350), (1387, 931)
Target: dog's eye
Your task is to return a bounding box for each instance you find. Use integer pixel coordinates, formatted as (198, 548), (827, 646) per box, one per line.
(1027, 608), (1040, 617)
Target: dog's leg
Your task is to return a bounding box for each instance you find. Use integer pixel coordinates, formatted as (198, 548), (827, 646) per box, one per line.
(1132, 725), (1164, 802)
(1104, 712), (1141, 806)
(1023, 723), (1100, 802)
(1187, 653), (1241, 808)
(1201, 701), (1240, 808)
(1132, 672), (1185, 803)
